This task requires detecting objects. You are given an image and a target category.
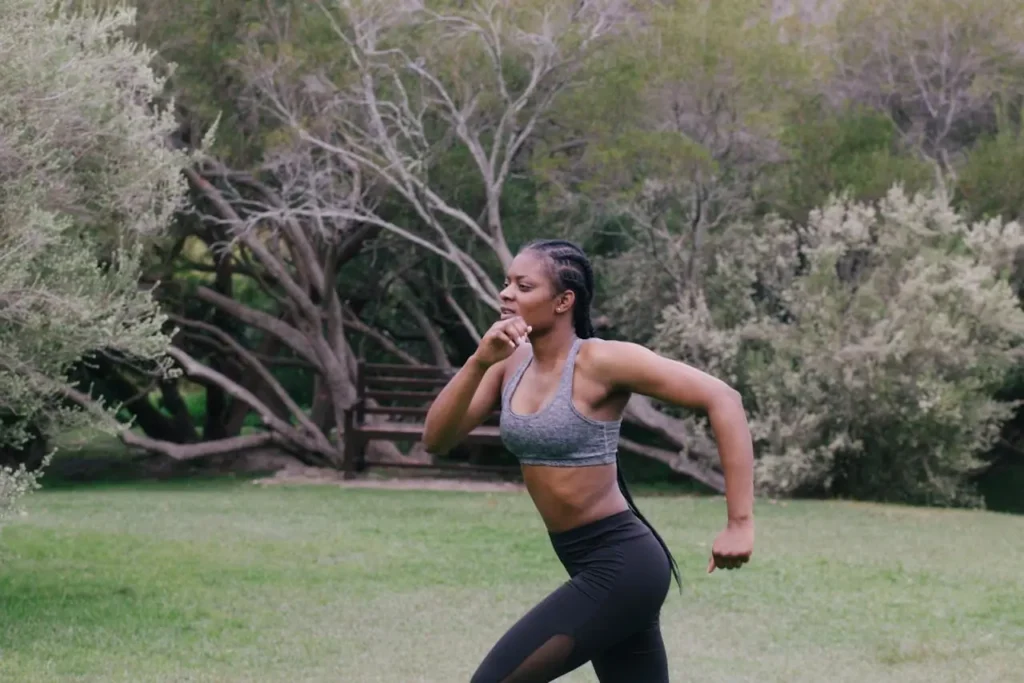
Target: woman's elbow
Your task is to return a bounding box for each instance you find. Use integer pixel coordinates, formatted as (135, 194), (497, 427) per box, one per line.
(725, 386), (744, 409)
(422, 435), (449, 455)
(709, 384), (746, 418)
(421, 422), (442, 454)
(421, 420), (451, 455)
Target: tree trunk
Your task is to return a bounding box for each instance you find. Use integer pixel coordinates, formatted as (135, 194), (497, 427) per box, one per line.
(203, 242), (236, 440)
(622, 395), (726, 493)
(157, 379), (200, 443)
(310, 375), (335, 433)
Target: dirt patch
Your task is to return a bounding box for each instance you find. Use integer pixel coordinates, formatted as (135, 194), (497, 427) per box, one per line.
(44, 442), (524, 493)
(254, 464), (526, 493)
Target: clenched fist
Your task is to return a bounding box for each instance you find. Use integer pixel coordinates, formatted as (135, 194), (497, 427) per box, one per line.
(471, 316), (532, 368)
(707, 517), (754, 573)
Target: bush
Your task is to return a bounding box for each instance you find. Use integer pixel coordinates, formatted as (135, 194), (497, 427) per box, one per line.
(772, 101), (934, 222)
(0, 1), (191, 517)
(0, 455), (51, 527)
(956, 127), (1024, 223)
(652, 187), (1024, 505)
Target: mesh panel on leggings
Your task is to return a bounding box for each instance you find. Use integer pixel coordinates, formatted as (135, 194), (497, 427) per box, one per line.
(496, 634), (575, 683)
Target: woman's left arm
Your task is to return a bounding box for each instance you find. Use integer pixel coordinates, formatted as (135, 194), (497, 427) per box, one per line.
(587, 340), (755, 572)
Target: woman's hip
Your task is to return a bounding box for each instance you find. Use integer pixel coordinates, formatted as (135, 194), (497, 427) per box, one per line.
(550, 510), (672, 607)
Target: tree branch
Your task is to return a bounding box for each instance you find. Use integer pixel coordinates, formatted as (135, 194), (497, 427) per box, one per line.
(618, 436), (724, 492)
(165, 347), (337, 462)
(195, 286), (318, 365)
(169, 315), (329, 449)
(398, 294), (451, 368)
(122, 431), (276, 461)
(342, 306), (425, 366)
(58, 384), (278, 461)
(622, 394), (726, 491)
(444, 291), (482, 344)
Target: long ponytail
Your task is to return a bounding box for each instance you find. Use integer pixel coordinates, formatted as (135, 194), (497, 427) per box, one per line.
(525, 238), (682, 592)
(617, 466), (682, 592)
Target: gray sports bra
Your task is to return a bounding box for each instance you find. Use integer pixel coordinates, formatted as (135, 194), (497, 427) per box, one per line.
(500, 337), (621, 467)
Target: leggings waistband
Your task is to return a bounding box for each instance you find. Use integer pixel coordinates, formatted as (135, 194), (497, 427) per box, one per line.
(548, 509), (643, 545)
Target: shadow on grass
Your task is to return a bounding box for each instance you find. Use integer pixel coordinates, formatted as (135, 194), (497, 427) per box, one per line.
(37, 430), (720, 499)
(35, 432), (265, 492)
(977, 462), (1024, 515)
(42, 429), (1018, 513)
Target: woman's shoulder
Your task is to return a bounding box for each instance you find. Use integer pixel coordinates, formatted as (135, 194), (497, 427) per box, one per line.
(578, 337), (649, 360)
(578, 337), (741, 407)
(577, 338), (660, 385)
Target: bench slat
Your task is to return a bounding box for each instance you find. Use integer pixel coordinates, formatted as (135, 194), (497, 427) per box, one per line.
(364, 389), (440, 401)
(344, 362), (507, 477)
(355, 423), (501, 440)
(361, 405), (430, 416)
(364, 376), (452, 388)
(361, 363), (455, 377)
(361, 405), (500, 418)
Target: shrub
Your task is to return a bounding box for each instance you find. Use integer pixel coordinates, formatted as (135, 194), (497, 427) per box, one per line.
(653, 187), (1024, 505)
(0, 1), (191, 519)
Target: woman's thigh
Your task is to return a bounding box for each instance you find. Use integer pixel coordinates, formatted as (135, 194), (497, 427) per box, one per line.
(470, 534), (671, 682)
(590, 618), (668, 683)
(469, 578), (595, 682)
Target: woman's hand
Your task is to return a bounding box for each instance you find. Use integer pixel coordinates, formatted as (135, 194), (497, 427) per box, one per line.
(471, 316), (532, 368)
(707, 517), (754, 573)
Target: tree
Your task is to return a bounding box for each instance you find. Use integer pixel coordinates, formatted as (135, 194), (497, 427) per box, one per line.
(537, 0), (818, 337)
(238, 0), (628, 312)
(0, 1), (190, 521)
(827, 0), (1024, 183)
(769, 101), (935, 223)
(223, 0), (736, 487)
(109, 0), (766, 488)
(94, 0), (632, 468)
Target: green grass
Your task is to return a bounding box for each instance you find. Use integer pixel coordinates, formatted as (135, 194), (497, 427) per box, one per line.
(1, 477), (1023, 682)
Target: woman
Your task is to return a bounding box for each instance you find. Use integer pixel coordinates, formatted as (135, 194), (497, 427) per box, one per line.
(424, 239), (755, 683)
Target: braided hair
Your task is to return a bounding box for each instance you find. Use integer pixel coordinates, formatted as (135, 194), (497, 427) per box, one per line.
(522, 239), (595, 339)
(522, 239), (682, 592)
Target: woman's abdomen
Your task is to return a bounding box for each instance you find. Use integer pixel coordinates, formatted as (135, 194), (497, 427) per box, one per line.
(521, 462), (630, 532)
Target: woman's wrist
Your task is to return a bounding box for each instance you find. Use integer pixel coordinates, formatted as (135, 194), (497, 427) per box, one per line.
(727, 514), (754, 529)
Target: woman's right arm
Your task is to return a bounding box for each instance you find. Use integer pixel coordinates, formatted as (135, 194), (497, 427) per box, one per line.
(422, 356), (506, 455)
(423, 315), (531, 454)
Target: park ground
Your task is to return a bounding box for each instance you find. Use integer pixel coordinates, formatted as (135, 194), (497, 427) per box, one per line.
(1, 437), (1023, 682)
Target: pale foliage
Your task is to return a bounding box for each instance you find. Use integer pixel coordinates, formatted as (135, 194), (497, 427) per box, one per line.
(0, 1), (190, 517)
(0, 455), (51, 526)
(652, 187), (1024, 504)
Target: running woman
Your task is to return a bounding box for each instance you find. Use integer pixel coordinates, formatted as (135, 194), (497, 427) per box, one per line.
(424, 239), (755, 682)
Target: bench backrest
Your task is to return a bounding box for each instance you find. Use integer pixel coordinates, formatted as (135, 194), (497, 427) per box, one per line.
(355, 363), (500, 426)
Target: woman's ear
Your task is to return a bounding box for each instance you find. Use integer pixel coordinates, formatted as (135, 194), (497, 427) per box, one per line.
(555, 290), (576, 314)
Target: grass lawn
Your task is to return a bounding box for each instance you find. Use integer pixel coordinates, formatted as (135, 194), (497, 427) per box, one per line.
(1, 473), (1023, 682)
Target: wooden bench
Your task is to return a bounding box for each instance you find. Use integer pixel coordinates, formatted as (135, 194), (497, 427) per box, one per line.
(341, 362), (506, 478)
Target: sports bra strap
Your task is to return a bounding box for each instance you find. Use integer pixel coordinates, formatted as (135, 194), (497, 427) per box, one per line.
(553, 337), (583, 399)
(501, 336), (583, 407)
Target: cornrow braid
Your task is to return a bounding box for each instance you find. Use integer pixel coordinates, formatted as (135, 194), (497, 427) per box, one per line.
(522, 239), (595, 339)
(520, 238), (682, 592)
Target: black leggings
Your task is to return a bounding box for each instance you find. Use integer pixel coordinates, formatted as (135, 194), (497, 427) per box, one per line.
(471, 510), (672, 682)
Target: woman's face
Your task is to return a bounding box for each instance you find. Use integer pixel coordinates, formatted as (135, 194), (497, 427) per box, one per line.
(498, 250), (571, 333)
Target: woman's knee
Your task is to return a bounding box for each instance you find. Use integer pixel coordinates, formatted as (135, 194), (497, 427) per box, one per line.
(469, 661), (498, 683)
(470, 633), (577, 683)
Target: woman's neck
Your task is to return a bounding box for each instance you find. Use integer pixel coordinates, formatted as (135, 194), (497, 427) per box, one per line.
(528, 326), (577, 371)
